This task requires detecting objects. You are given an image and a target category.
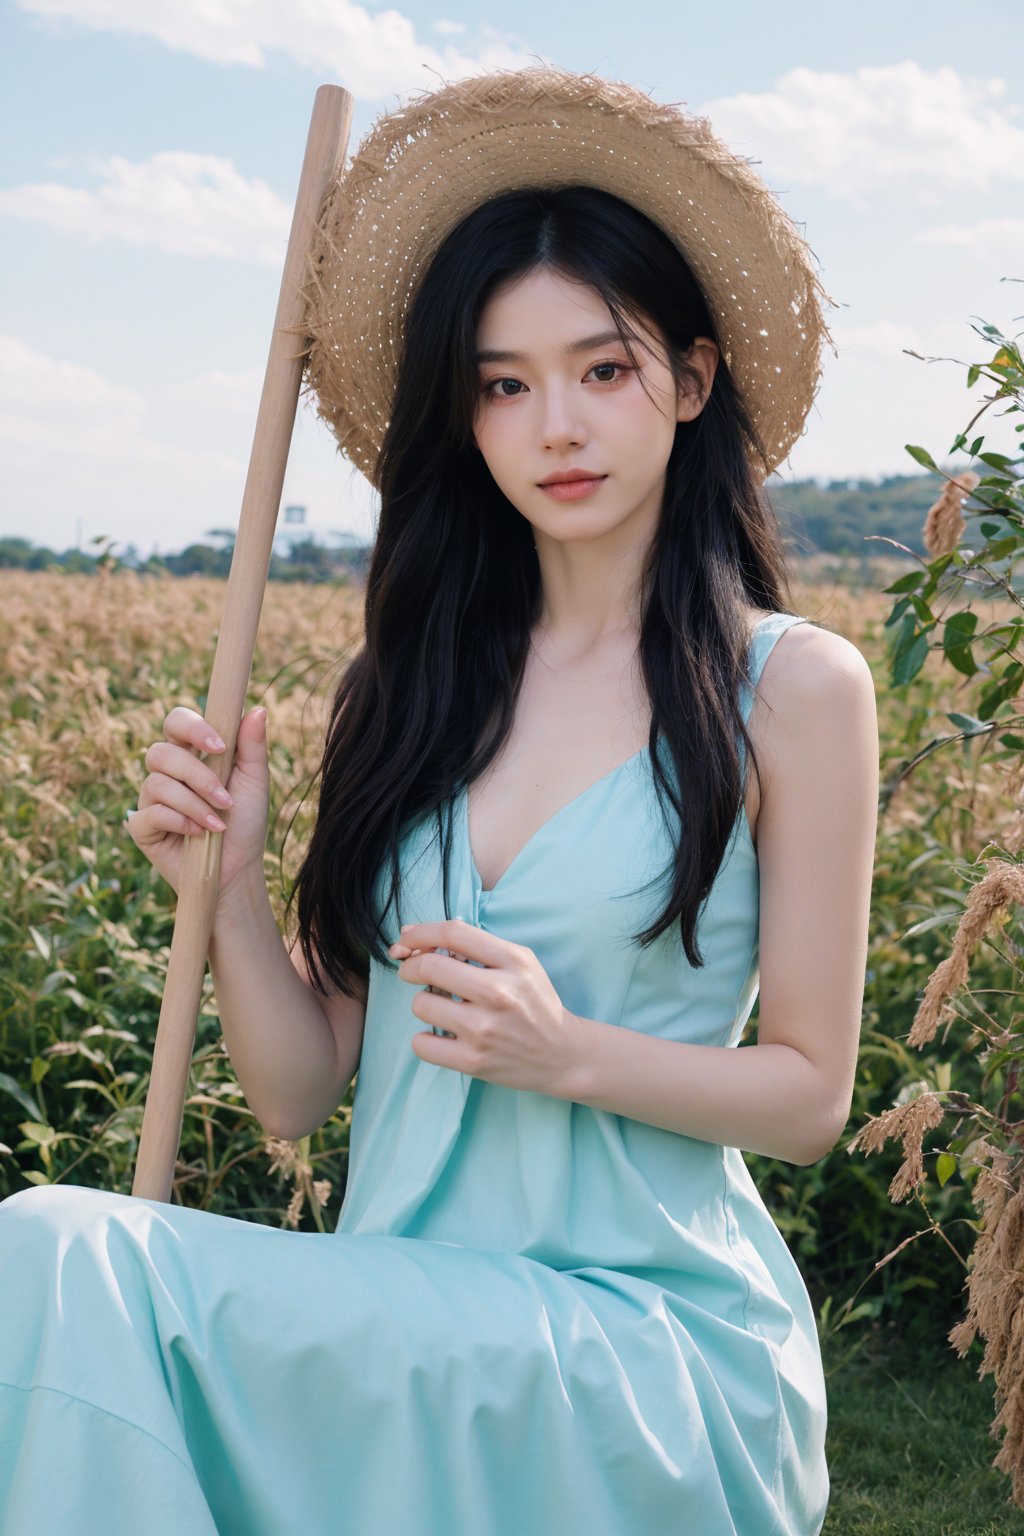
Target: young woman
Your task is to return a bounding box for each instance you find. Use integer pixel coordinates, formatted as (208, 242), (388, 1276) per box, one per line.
(0, 66), (878, 1535)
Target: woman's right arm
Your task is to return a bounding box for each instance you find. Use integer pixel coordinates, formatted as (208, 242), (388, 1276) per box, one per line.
(128, 702), (365, 1142)
(208, 872), (366, 1142)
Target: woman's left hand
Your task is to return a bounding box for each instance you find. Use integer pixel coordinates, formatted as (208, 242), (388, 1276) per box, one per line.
(389, 918), (584, 1099)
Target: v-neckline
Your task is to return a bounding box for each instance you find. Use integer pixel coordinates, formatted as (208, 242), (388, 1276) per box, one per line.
(463, 743), (651, 898)
(460, 613), (783, 898)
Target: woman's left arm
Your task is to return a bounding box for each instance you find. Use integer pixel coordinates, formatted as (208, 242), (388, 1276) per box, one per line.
(560, 625), (880, 1165)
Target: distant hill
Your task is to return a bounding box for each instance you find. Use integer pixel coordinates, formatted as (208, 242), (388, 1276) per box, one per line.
(0, 467), (981, 580)
(765, 468), (970, 561)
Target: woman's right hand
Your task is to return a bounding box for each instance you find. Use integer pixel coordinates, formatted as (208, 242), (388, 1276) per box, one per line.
(127, 705), (271, 909)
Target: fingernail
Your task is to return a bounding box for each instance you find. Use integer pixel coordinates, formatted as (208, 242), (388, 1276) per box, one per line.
(205, 735), (224, 751)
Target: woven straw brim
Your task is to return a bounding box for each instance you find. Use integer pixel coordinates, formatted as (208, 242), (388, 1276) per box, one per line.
(298, 65), (839, 490)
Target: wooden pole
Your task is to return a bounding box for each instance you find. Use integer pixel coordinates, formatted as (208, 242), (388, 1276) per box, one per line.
(132, 84), (354, 1202)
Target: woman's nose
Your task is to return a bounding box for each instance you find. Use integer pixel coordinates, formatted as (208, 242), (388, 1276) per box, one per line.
(539, 393), (586, 451)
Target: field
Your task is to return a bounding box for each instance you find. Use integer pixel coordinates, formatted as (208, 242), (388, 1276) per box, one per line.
(3, 562), (1023, 1528)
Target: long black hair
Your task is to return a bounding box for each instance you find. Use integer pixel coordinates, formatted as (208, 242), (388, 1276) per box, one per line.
(286, 184), (800, 998)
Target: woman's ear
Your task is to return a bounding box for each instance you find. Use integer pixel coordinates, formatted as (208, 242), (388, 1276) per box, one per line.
(675, 338), (719, 424)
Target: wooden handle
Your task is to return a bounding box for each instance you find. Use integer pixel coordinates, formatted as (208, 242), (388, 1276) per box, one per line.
(131, 84), (355, 1203)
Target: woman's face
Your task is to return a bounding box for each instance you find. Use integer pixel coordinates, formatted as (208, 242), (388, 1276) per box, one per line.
(472, 267), (718, 546)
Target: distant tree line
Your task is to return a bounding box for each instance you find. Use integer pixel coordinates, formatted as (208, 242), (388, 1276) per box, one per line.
(0, 468), (974, 583)
(768, 470), (961, 564)
(0, 533), (373, 584)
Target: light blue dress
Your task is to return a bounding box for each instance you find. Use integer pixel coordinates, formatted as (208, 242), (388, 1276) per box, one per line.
(0, 611), (829, 1535)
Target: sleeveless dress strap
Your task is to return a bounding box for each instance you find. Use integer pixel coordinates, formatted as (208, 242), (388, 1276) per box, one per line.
(737, 612), (809, 780)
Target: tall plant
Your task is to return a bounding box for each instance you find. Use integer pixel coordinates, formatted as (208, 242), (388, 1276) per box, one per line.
(848, 293), (1024, 1502)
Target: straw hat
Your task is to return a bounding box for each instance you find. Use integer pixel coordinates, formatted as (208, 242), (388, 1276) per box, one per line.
(298, 63), (839, 490)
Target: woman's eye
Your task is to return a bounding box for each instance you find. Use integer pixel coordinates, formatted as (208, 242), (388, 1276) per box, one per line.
(590, 362), (628, 383)
(483, 378), (525, 399)
(481, 362), (632, 399)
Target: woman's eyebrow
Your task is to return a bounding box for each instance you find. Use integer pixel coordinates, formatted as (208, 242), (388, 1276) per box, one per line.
(475, 328), (638, 365)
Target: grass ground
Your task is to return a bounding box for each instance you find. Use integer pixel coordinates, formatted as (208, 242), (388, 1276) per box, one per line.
(822, 1323), (1024, 1533)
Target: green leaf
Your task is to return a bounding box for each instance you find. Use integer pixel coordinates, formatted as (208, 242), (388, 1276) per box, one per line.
(982, 536), (1021, 561)
(29, 1057), (50, 1085)
(977, 450), (1016, 472)
(905, 444), (938, 472)
(17, 1121), (56, 1146)
(936, 1152), (957, 1187)
(0, 1072), (42, 1121)
(979, 670), (1024, 717)
(947, 712), (991, 735)
(944, 648), (978, 679)
(884, 571), (926, 595)
(38, 970), (76, 997)
(902, 909), (960, 939)
(61, 987), (96, 1014)
(943, 611), (977, 643)
(27, 926), (51, 962)
(892, 630), (930, 686)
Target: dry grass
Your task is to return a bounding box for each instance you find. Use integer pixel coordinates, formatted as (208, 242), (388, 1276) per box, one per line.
(4, 553), (1024, 1504)
(1, 564), (366, 927)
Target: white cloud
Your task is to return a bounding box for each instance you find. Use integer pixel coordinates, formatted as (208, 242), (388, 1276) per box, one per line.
(0, 151), (292, 262)
(828, 317), (982, 365)
(915, 215), (1024, 266)
(167, 365), (265, 413)
(17, 0), (536, 99)
(0, 332), (243, 506)
(0, 334), (145, 447)
(0, 332), (376, 554)
(700, 61), (1024, 201)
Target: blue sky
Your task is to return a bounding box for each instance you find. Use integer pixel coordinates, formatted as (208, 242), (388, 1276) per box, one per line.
(1, 0), (1021, 557)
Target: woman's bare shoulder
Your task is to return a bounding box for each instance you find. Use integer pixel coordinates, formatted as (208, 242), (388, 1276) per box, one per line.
(763, 617), (871, 690)
(753, 618), (876, 765)
(742, 614), (876, 830)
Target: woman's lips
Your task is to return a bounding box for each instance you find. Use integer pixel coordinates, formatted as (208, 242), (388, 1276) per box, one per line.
(538, 476), (607, 501)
